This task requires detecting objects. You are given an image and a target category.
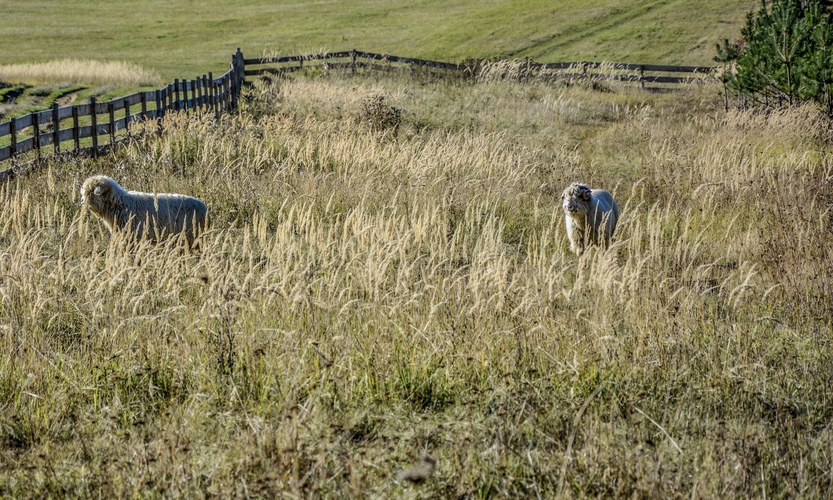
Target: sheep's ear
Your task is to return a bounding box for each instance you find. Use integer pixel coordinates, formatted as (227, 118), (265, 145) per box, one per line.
(580, 188), (591, 201)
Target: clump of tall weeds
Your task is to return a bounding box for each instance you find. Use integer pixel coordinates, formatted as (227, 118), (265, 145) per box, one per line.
(360, 94), (401, 134)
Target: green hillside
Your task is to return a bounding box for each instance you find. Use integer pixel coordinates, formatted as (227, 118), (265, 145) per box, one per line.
(1, 0), (757, 80)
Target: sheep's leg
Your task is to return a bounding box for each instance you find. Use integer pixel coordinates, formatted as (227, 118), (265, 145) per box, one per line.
(573, 226), (586, 255)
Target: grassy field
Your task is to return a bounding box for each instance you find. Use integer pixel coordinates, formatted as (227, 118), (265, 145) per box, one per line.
(0, 59), (163, 121)
(0, 1), (757, 122)
(1, 0), (757, 81)
(0, 66), (831, 496)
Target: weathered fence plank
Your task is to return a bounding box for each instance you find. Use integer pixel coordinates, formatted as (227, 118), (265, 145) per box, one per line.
(15, 114), (33, 130)
(37, 130), (53, 148)
(58, 128), (74, 143)
(359, 51), (460, 69)
(17, 137), (34, 155)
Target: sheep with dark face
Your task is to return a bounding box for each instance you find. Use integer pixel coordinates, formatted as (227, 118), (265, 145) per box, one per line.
(561, 182), (619, 255)
(80, 175), (208, 248)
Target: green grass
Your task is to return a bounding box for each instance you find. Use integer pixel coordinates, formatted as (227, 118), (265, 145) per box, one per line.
(0, 0), (757, 81)
(0, 68), (831, 496)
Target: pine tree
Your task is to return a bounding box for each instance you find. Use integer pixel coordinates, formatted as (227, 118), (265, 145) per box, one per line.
(716, 0), (833, 114)
(802, 3), (833, 113)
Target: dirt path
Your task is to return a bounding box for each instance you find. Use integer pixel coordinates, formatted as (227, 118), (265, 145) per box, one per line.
(56, 92), (78, 106)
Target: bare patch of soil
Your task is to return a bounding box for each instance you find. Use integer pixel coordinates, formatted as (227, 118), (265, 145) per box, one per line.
(56, 92), (78, 106)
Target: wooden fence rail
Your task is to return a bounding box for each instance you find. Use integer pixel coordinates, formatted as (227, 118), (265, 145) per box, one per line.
(0, 49), (246, 181)
(244, 49), (715, 89)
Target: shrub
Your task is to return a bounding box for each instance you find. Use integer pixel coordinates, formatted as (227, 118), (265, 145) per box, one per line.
(360, 94), (401, 134)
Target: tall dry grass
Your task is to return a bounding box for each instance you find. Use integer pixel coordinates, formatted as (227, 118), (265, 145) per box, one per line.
(0, 59), (162, 87)
(0, 70), (831, 497)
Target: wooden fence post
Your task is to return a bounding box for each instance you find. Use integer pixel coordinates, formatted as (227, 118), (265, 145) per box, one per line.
(141, 91), (148, 121)
(197, 75), (208, 112)
(640, 65), (645, 90)
(222, 77), (229, 112)
(155, 89), (163, 120)
(217, 78), (222, 113)
(217, 75), (223, 116)
(352, 49), (357, 74)
(216, 77), (222, 113)
(155, 89), (164, 134)
(229, 72), (234, 110)
(206, 75), (212, 112)
(186, 80), (192, 110)
(208, 72), (216, 117)
(72, 106), (80, 153)
(189, 79), (196, 110)
(9, 117), (16, 161)
(174, 79), (181, 111)
(228, 75), (232, 111)
(33, 111), (41, 162)
(198, 76), (205, 110)
(124, 98), (131, 138)
(204, 75), (210, 111)
(228, 58), (235, 110)
(230, 48), (244, 110)
(90, 97), (98, 158)
(236, 48), (245, 88)
(52, 102), (60, 154)
(108, 101), (116, 145)
(230, 52), (238, 109)
(205, 75), (211, 111)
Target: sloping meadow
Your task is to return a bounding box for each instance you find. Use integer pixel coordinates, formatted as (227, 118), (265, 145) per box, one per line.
(1, 72), (832, 497)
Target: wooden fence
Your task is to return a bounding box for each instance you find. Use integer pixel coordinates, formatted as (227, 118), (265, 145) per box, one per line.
(0, 48), (715, 179)
(244, 49), (715, 90)
(0, 49), (245, 182)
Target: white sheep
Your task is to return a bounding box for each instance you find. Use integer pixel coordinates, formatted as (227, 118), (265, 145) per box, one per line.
(561, 182), (619, 255)
(80, 175), (208, 248)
